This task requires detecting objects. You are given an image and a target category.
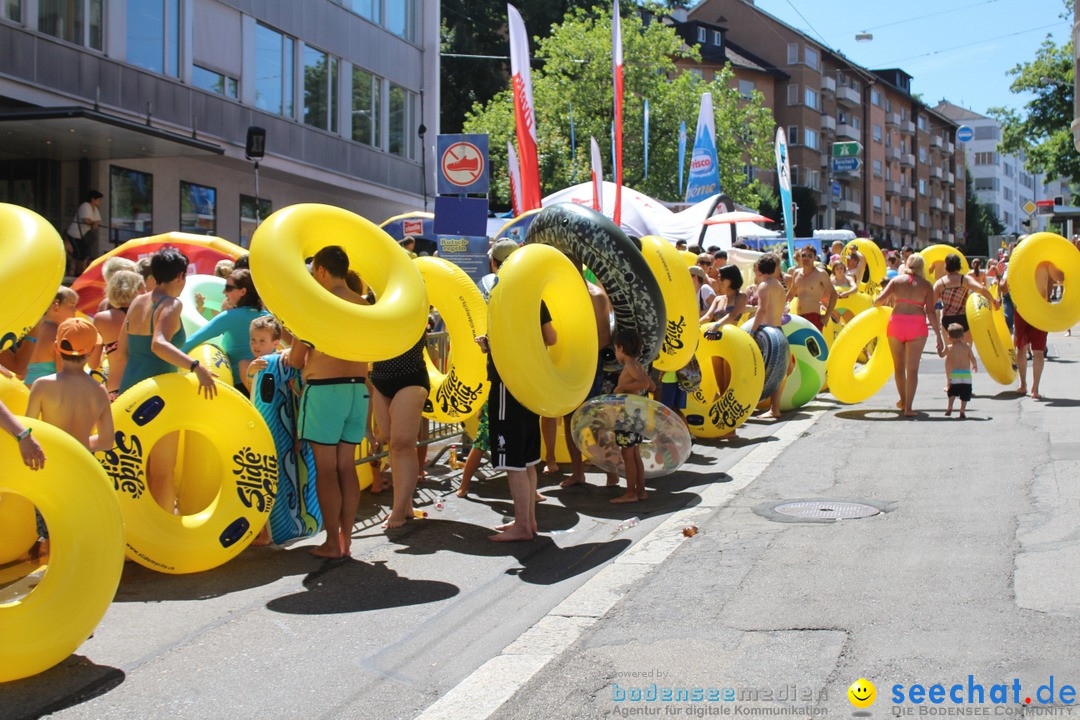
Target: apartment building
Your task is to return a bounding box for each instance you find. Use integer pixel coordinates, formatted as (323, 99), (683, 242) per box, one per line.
(685, 0), (965, 248)
(0, 0), (438, 252)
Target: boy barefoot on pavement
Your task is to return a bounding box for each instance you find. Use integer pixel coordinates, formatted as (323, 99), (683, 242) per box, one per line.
(942, 323), (973, 419)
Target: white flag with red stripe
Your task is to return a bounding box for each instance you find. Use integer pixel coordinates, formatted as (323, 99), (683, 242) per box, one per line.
(508, 4), (542, 211)
(507, 141), (523, 217)
(612, 0), (624, 226)
(590, 136), (603, 212)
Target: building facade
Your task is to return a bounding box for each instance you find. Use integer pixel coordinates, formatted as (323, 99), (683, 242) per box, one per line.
(0, 0), (438, 254)
(685, 0), (966, 248)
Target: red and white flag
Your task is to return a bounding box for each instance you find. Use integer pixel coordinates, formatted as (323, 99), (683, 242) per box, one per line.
(612, 0), (624, 226)
(590, 136), (603, 212)
(507, 141), (523, 217)
(508, 4), (542, 211)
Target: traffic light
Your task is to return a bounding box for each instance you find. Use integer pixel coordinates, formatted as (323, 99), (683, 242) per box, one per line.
(1021, 217), (1037, 231)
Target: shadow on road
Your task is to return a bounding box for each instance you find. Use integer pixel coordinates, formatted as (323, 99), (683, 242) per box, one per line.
(266, 556), (459, 615)
(1, 656), (125, 720)
(835, 409), (990, 422)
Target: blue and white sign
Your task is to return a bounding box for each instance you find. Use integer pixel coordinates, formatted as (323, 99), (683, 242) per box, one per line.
(832, 181), (841, 198)
(956, 125), (974, 143)
(831, 156), (861, 173)
(437, 134), (489, 195)
(437, 235), (491, 285)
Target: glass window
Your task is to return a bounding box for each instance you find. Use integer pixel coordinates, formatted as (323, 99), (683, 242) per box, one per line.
(385, 0), (414, 41)
(127, 0), (180, 76)
(873, 159), (882, 177)
(919, 147), (927, 163)
(787, 84), (799, 106)
(352, 67), (381, 146)
(873, 124), (882, 143)
(873, 195), (882, 210)
(389, 84), (413, 158)
(871, 89), (882, 107)
(109, 166), (153, 247)
(180, 181), (217, 236)
(787, 125), (798, 146)
(338, 0), (379, 23)
(696, 27), (706, 43)
(787, 43), (798, 64)
(712, 30), (721, 45)
(803, 127), (818, 151)
(919, 179), (927, 195)
(804, 87), (818, 110)
(791, 165), (799, 186)
(3, 1), (21, 22)
(39, 0), (102, 50)
(804, 46), (819, 70)
(239, 195), (272, 248)
(192, 65), (238, 98)
(917, 114), (928, 131)
(303, 45), (339, 132)
(255, 24), (295, 118)
(738, 79), (755, 100)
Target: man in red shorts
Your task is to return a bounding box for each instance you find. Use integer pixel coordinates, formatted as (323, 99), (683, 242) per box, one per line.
(1004, 259), (1064, 399)
(787, 245), (837, 332)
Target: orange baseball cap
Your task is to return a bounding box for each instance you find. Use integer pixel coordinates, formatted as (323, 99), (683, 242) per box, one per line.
(55, 317), (100, 356)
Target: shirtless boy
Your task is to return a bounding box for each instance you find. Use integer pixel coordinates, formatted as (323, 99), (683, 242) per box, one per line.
(751, 254), (789, 419)
(290, 246), (371, 558)
(787, 246), (837, 333)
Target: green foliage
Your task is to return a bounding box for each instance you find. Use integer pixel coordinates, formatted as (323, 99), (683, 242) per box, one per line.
(988, 32), (1078, 182)
(962, 170), (1005, 253)
(462, 5), (777, 209)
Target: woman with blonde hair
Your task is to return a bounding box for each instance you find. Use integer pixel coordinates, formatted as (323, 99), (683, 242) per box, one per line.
(94, 269), (145, 400)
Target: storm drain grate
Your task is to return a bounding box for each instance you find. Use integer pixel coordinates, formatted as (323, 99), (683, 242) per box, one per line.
(774, 501), (880, 520)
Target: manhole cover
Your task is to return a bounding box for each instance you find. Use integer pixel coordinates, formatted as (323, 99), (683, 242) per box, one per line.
(774, 501), (880, 520)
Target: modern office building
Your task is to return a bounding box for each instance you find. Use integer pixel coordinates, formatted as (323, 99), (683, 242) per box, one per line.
(681, 0), (965, 248)
(0, 0), (438, 253)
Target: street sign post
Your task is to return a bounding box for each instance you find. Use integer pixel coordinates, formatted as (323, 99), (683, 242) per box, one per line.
(831, 141), (863, 158)
(1023, 200), (1037, 216)
(956, 125), (974, 143)
(831, 156), (861, 173)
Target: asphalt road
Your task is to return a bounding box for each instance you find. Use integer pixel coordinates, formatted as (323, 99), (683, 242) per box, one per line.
(3, 332), (1079, 720)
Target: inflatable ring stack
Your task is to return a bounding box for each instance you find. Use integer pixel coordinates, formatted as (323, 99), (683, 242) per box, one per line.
(919, 244), (969, 285)
(101, 373), (277, 574)
(640, 235), (698, 372)
(0, 203), (66, 354)
(179, 274), (227, 338)
(525, 203), (666, 365)
(250, 204), (428, 362)
(684, 325), (764, 438)
(414, 256), (489, 423)
(488, 243), (598, 417)
(826, 306), (894, 404)
(738, 321), (790, 401)
(71, 232), (245, 315)
(1007, 232), (1080, 332)
(844, 239), (887, 295)
(965, 294), (1016, 386)
(0, 419), (124, 683)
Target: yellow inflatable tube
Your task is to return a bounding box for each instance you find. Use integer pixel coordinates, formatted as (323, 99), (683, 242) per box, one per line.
(0, 376), (36, 565)
(641, 236), (698, 372)
(844, 238), (886, 293)
(250, 204), (429, 362)
(100, 374), (277, 574)
(684, 325), (764, 437)
(0, 419), (124, 683)
(920, 244), (969, 285)
(966, 294), (1016, 386)
(826, 306), (894, 404)
(1007, 232), (1080, 332)
(489, 243), (598, 417)
(0, 203), (65, 353)
(415, 256), (489, 423)
(680, 250), (699, 268)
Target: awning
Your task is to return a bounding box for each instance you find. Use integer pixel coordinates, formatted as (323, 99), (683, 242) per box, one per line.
(0, 106), (224, 161)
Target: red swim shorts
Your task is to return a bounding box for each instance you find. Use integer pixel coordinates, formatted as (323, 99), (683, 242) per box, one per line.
(1013, 310), (1047, 352)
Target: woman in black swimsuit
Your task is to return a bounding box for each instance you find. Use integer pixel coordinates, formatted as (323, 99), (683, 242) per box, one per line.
(93, 269), (146, 401)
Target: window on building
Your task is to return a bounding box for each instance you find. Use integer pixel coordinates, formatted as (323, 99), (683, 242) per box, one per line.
(2, 1), (19, 21)
(804, 46), (819, 70)
(804, 127), (819, 150)
(126, 0), (180, 76)
(787, 43), (799, 64)
(791, 165), (799, 186)
(743, 163), (754, 183)
(109, 166), (152, 247)
(919, 211), (927, 227)
(385, 0), (416, 42)
(192, 65), (239, 99)
(917, 114), (928, 131)
(303, 45), (339, 132)
(689, 68), (703, 80)
(787, 125), (798, 146)
(886, 98), (892, 113)
(787, 84), (799, 106)
(919, 179), (927, 195)
(852, 117), (861, 130)
(1003, 187), (1013, 202)
(389, 83), (415, 159)
(255, 24), (295, 118)
(837, 110), (849, 125)
(873, 159), (882, 177)
(337, 0), (379, 23)
(957, 194), (964, 209)
(804, 87), (818, 110)
(39, 0), (102, 50)
(239, 195), (272, 249)
(974, 178), (997, 191)
(696, 27), (706, 43)
(919, 147), (927, 163)
(973, 125), (1000, 140)
(179, 181), (216, 236)
(871, 89), (882, 107)
(713, 30), (722, 45)
(974, 152), (996, 166)
(352, 67), (381, 147)
(1003, 210), (1012, 225)
(885, 132), (892, 148)
(1003, 162), (1014, 178)
(873, 124), (882, 143)
(805, 169), (819, 191)
(873, 195), (882, 210)
(885, 167), (892, 181)
(738, 79), (755, 99)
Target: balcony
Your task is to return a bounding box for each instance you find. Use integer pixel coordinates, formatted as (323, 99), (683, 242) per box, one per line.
(930, 135), (943, 149)
(886, 112), (900, 128)
(822, 75), (836, 94)
(946, 202), (955, 214)
(930, 229), (944, 241)
(945, 141), (955, 154)
(901, 186), (916, 200)
(836, 123), (860, 141)
(944, 170), (955, 184)
(946, 232), (956, 243)
(837, 199), (861, 214)
(901, 153), (915, 167)
(930, 166), (943, 180)
(886, 181), (900, 196)
(902, 219), (916, 232)
(821, 115), (836, 134)
(887, 146), (901, 161)
(837, 85), (861, 106)
(930, 197), (944, 210)
(886, 214), (902, 228)
(901, 120), (916, 135)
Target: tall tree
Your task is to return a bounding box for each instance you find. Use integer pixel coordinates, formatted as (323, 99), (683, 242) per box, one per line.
(962, 170), (1005, 255)
(463, 5), (776, 209)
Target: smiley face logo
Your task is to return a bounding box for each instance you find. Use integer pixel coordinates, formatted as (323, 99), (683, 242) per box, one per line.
(848, 678), (876, 708)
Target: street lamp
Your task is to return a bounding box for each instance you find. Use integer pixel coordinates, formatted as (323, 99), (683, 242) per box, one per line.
(855, 31), (873, 42)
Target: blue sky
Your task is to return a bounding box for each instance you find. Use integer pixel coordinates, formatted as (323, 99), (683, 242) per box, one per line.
(740, 0), (1071, 115)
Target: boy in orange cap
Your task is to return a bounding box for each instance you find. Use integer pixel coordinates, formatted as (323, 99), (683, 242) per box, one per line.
(27, 317), (113, 454)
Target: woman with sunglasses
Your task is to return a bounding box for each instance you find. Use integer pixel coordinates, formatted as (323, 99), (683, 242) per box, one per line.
(182, 269), (269, 391)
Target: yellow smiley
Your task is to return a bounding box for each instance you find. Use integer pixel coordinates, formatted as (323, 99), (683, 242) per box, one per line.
(848, 678), (876, 708)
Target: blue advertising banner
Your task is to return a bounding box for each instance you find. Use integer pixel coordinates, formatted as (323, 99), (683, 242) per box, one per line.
(774, 126), (796, 266)
(438, 235), (491, 285)
(437, 134), (490, 195)
(434, 196), (488, 237)
(685, 93), (721, 203)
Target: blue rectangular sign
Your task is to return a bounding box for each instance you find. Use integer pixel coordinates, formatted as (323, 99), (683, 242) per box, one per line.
(831, 156), (860, 173)
(434, 196), (488, 236)
(437, 235), (491, 285)
(437, 134), (490, 195)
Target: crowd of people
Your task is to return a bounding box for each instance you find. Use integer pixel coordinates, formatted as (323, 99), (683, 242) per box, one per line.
(0, 231), (1072, 559)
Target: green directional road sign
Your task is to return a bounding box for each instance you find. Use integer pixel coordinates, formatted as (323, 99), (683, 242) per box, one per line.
(832, 141), (863, 158)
